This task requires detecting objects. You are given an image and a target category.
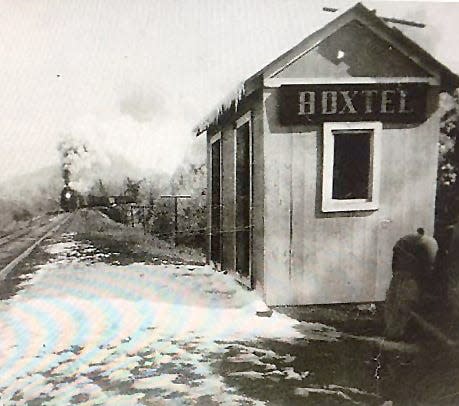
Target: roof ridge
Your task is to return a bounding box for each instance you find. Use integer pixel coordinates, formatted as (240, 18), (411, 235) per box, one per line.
(195, 2), (459, 136)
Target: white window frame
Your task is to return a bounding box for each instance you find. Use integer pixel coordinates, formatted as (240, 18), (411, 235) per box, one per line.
(322, 121), (381, 212)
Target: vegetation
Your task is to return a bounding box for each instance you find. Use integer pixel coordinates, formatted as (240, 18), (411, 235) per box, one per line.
(66, 209), (205, 265)
(436, 90), (459, 250)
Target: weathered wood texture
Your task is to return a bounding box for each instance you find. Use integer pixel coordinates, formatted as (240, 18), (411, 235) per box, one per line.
(263, 87), (440, 305)
(208, 95), (265, 292)
(275, 20), (430, 79)
(221, 126), (235, 272)
(206, 132), (212, 264)
(251, 100), (265, 295)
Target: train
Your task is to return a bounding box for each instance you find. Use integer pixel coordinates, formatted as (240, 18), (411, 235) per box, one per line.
(60, 186), (83, 212)
(60, 186), (136, 212)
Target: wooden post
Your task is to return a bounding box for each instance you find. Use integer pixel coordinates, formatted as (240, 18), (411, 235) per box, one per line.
(161, 195), (191, 246)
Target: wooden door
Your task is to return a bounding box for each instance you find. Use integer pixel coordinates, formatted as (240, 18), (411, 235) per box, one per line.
(235, 117), (252, 285)
(210, 138), (222, 267)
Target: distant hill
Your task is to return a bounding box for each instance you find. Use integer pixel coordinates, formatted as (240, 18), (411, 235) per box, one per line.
(0, 155), (197, 231)
(0, 165), (63, 208)
(0, 165), (63, 230)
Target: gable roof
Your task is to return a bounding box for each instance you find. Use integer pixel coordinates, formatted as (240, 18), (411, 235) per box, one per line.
(195, 2), (459, 136)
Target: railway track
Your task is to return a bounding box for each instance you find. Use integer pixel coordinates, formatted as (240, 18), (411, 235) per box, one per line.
(0, 212), (73, 281)
(0, 228), (32, 248)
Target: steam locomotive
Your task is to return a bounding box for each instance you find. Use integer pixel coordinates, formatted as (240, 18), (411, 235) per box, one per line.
(60, 186), (83, 212)
(60, 186), (136, 212)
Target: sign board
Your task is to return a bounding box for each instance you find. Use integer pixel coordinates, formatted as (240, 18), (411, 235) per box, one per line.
(279, 83), (428, 124)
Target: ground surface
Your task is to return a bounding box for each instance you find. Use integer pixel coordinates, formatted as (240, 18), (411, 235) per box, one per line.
(0, 212), (458, 405)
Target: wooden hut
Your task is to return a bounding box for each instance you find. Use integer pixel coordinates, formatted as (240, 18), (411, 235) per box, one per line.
(195, 3), (459, 306)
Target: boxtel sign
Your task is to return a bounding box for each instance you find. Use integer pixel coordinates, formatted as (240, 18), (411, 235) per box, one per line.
(279, 83), (428, 124)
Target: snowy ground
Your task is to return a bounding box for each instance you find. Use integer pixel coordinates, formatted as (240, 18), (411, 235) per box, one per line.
(0, 233), (406, 405)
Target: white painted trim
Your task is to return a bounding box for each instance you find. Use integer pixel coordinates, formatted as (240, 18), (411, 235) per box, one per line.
(264, 77), (437, 88)
(210, 131), (222, 144)
(353, 14), (439, 80)
(266, 10), (440, 83)
(236, 111), (252, 128)
(322, 121), (382, 212)
(268, 41), (322, 78)
(233, 125), (237, 273)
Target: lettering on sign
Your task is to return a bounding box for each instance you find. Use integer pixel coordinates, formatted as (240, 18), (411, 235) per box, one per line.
(279, 83), (428, 124)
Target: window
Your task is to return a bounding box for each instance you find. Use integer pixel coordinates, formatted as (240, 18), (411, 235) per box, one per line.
(322, 122), (381, 212)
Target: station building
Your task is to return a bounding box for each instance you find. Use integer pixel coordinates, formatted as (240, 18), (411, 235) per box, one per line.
(195, 3), (459, 305)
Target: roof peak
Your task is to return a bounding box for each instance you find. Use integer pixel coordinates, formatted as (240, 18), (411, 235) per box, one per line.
(195, 2), (459, 136)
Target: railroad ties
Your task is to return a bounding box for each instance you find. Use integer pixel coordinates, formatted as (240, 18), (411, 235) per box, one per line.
(0, 213), (73, 281)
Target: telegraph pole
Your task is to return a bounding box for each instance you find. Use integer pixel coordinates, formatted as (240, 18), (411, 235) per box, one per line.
(160, 194), (191, 246)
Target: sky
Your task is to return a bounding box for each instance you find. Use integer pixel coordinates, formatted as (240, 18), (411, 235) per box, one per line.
(1, 0), (459, 182)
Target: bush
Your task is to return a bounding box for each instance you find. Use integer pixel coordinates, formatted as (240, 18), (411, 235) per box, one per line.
(12, 208), (32, 222)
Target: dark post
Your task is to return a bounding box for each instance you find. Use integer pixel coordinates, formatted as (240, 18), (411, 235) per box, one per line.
(174, 197), (178, 245)
(161, 195), (191, 246)
(141, 206), (145, 234)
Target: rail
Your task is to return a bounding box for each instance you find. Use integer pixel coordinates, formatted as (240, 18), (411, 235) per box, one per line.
(0, 213), (73, 280)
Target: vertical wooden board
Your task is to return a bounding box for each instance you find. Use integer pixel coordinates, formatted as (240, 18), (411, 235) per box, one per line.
(401, 127), (413, 234)
(221, 126), (235, 272)
(293, 132), (319, 303)
(364, 215), (380, 300)
(380, 130), (406, 237)
(374, 117), (440, 300)
(379, 129), (409, 298)
(339, 217), (356, 300)
(251, 101), (265, 292)
(423, 114), (441, 234)
(405, 116), (439, 234)
(375, 216), (395, 300)
(206, 132), (212, 263)
(355, 214), (378, 302)
(349, 216), (365, 299)
(298, 134), (316, 303)
(376, 129), (407, 299)
(320, 217), (351, 302)
(297, 199), (384, 302)
(337, 216), (356, 302)
(263, 133), (293, 305)
(290, 133), (307, 303)
(263, 89), (289, 304)
(263, 132), (279, 303)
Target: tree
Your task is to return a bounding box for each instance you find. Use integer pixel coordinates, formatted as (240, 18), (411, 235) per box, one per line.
(436, 90), (459, 235)
(123, 177), (143, 203)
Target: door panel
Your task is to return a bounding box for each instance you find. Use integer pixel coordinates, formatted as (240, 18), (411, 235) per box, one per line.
(211, 139), (222, 266)
(235, 120), (252, 282)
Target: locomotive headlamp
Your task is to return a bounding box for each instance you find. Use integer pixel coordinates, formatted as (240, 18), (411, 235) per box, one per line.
(65, 192), (72, 200)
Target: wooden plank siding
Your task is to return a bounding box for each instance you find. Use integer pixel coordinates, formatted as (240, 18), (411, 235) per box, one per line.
(201, 3), (454, 305)
(263, 89), (295, 305)
(251, 98), (265, 296)
(262, 87), (441, 305)
(207, 93), (265, 293)
(274, 20), (431, 80)
(206, 132), (212, 264)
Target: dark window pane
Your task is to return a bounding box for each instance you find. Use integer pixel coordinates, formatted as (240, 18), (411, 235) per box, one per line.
(332, 130), (371, 200)
(236, 122), (251, 277)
